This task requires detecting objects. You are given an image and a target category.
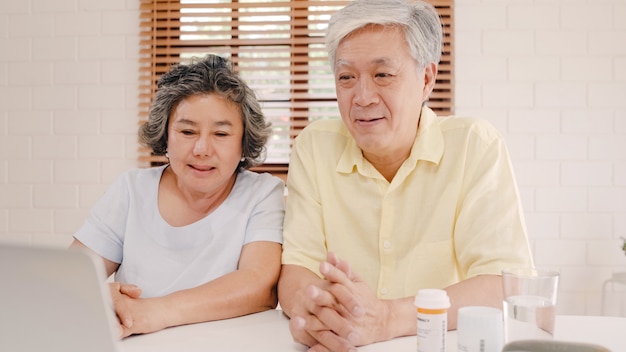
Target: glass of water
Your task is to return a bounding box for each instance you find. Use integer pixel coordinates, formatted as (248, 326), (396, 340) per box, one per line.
(502, 267), (559, 343)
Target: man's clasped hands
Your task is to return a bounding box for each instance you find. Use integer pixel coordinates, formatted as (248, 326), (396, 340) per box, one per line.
(286, 252), (394, 352)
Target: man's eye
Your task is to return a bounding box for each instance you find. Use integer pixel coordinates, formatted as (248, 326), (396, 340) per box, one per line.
(375, 72), (393, 78)
(215, 132), (229, 137)
(181, 130), (195, 135)
(338, 74), (353, 81)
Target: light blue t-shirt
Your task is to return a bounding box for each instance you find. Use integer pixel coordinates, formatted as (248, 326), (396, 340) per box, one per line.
(74, 165), (285, 298)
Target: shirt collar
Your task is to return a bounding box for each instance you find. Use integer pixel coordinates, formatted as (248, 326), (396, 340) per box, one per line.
(336, 106), (444, 175)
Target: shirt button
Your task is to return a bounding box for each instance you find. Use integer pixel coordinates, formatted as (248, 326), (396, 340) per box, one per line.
(381, 287), (388, 296)
(383, 240), (391, 249)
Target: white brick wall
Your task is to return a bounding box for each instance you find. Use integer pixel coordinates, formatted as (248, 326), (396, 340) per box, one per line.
(456, 0), (626, 316)
(0, 0), (139, 246)
(1, 0), (625, 317)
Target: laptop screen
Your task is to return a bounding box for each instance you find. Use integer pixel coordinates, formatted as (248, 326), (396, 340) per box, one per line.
(0, 244), (121, 352)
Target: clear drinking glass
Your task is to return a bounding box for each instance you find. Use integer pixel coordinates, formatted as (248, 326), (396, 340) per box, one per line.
(502, 267), (559, 343)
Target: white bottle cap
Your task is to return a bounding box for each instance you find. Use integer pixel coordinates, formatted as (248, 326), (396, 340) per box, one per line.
(414, 288), (451, 309)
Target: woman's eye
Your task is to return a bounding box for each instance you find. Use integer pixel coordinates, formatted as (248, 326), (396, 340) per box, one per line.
(181, 130), (195, 135)
(215, 131), (229, 137)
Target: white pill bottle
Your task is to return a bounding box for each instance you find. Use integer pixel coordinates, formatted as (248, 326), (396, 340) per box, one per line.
(414, 289), (451, 352)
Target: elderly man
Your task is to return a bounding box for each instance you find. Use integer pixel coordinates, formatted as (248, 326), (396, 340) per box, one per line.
(278, 1), (533, 351)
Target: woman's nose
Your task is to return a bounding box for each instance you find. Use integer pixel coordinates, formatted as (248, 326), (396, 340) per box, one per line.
(193, 136), (213, 156)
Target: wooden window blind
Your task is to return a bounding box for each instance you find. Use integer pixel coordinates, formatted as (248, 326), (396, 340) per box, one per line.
(138, 0), (453, 176)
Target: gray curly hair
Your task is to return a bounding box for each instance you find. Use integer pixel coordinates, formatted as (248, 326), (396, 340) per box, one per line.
(139, 54), (271, 171)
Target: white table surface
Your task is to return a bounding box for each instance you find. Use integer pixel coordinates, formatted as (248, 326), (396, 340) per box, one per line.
(120, 309), (625, 352)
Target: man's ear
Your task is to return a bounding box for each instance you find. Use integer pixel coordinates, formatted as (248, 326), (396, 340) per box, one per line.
(421, 62), (438, 101)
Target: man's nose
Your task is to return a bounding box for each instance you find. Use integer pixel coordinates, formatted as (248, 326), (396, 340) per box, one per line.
(353, 77), (379, 106)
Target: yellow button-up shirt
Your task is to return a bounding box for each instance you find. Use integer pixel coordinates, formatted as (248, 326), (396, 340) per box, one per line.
(282, 107), (533, 299)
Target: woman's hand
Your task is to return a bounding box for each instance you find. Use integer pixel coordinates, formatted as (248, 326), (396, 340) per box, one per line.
(109, 282), (142, 336)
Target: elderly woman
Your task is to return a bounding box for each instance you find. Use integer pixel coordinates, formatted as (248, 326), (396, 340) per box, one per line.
(71, 55), (284, 337)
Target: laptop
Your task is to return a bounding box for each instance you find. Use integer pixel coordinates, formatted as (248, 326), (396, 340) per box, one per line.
(0, 244), (122, 352)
